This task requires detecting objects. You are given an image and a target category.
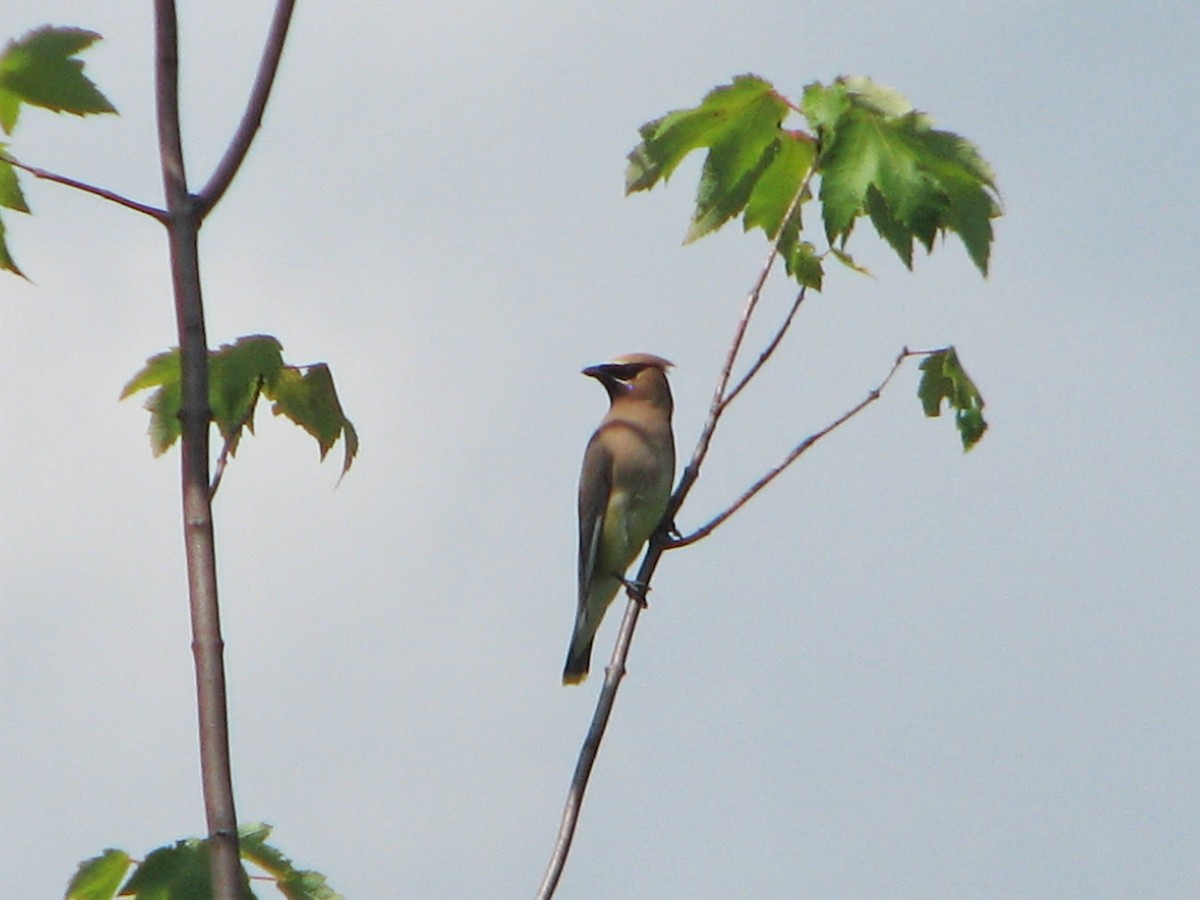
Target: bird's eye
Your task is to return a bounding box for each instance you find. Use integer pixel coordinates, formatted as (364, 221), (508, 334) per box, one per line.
(607, 363), (641, 382)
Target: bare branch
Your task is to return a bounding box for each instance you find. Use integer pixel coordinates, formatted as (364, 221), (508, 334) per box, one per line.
(195, 0), (297, 216)
(720, 283), (808, 409)
(536, 588), (648, 900)
(0, 153), (165, 220)
(209, 380), (263, 501)
(209, 434), (234, 501)
(672, 346), (920, 549)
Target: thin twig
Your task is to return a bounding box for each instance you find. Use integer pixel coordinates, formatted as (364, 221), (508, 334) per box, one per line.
(195, 0), (297, 216)
(0, 153), (166, 220)
(535, 591), (646, 900)
(209, 381), (264, 500)
(672, 346), (921, 549)
(209, 437), (234, 501)
(721, 283), (808, 410)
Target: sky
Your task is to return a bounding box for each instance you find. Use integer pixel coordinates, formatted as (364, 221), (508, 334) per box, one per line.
(1, 2), (1198, 898)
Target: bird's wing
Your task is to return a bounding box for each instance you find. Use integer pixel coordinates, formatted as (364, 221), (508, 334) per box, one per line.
(577, 436), (613, 608)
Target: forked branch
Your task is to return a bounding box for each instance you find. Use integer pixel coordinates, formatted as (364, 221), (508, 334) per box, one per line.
(672, 345), (923, 548)
(537, 182), (814, 900)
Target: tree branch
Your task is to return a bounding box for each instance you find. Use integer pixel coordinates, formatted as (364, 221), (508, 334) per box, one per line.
(0, 153), (166, 220)
(209, 380), (264, 500)
(720, 283), (808, 410)
(195, 0), (296, 216)
(538, 178), (815, 898)
(154, 2), (241, 897)
(535, 590), (647, 900)
(672, 345), (921, 549)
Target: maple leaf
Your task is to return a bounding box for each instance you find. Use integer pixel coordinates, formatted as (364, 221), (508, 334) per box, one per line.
(121, 335), (358, 476)
(917, 346), (988, 450)
(0, 26), (116, 134)
(804, 76), (1000, 274)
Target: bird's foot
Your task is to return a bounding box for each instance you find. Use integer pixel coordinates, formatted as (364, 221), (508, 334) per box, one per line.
(621, 576), (650, 608)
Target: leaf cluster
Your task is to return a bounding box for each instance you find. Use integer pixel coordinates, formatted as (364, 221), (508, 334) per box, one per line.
(626, 74), (996, 450)
(65, 823), (342, 900)
(916, 346), (988, 450)
(0, 26), (117, 275)
(626, 73), (1000, 288)
(121, 335), (359, 477)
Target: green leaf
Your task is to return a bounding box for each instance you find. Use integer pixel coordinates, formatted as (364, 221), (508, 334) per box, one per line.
(917, 346), (988, 450)
(805, 76), (1000, 275)
(782, 237), (823, 290)
(0, 146), (28, 211)
(0, 26), (116, 134)
(120, 348), (183, 456)
(0, 212), (24, 277)
(829, 247), (872, 277)
(0, 147), (28, 277)
(240, 823), (344, 900)
(121, 335), (356, 475)
(684, 89), (791, 243)
(268, 363), (359, 477)
(65, 849), (132, 900)
(625, 75), (806, 244)
(742, 130), (816, 240)
(208, 335), (285, 454)
(626, 75), (779, 193)
(117, 841), (207, 900)
(118, 839), (255, 900)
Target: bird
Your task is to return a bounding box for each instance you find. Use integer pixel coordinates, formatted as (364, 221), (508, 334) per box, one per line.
(563, 353), (676, 685)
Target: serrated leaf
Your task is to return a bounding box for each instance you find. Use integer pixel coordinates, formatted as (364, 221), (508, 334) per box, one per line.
(0, 88), (16, 135)
(684, 87), (790, 242)
(268, 363), (359, 477)
(0, 146), (29, 211)
(0, 212), (25, 277)
(120, 348), (183, 456)
(782, 237), (823, 290)
(829, 247), (872, 277)
(118, 839), (255, 900)
(117, 841), (210, 900)
(65, 848), (132, 900)
(0, 26), (116, 134)
(208, 335), (284, 453)
(839, 75), (914, 117)
(122, 336), (355, 475)
(807, 76), (1000, 275)
(917, 346), (988, 450)
(625, 74), (781, 194)
(240, 823), (344, 900)
(625, 75), (807, 245)
(742, 130), (815, 240)
(800, 81), (850, 135)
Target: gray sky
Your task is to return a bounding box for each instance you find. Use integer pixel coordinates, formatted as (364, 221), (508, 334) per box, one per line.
(2, 2), (1198, 898)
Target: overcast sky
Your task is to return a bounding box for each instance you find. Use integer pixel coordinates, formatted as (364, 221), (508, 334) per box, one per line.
(2, 2), (1198, 898)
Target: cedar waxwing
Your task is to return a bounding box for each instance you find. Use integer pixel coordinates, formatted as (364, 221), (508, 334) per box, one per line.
(563, 353), (676, 685)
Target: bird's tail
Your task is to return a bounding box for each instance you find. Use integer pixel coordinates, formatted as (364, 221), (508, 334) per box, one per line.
(562, 633), (594, 685)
